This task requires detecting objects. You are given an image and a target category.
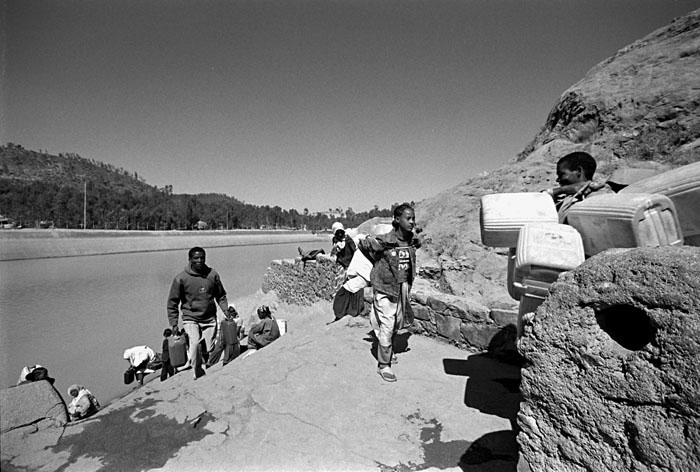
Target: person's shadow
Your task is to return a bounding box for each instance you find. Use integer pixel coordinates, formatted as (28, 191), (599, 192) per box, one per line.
(363, 330), (412, 361)
(442, 332), (525, 471)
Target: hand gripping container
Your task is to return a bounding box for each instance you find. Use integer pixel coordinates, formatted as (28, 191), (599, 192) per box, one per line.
(566, 193), (683, 257)
(480, 193), (558, 247)
(513, 222), (585, 296)
(620, 162), (700, 246)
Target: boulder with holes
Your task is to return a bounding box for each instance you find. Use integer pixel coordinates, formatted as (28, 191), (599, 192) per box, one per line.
(516, 246), (700, 472)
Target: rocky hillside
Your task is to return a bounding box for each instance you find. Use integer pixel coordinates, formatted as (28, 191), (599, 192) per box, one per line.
(415, 8), (700, 309)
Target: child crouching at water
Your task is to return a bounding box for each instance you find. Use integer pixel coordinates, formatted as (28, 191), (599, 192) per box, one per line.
(360, 203), (420, 382)
(67, 384), (100, 420)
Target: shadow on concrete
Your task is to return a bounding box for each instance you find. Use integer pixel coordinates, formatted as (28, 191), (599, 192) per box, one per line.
(442, 349), (523, 471)
(363, 330), (412, 361)
(50, 398), (213, 472)
(486, 324), (523, 365)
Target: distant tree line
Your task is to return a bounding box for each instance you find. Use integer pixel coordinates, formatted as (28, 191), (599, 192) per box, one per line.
(0, 143), (393, 230)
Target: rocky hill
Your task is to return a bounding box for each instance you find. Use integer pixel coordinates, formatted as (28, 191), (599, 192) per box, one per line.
(416, 8), (700, 309)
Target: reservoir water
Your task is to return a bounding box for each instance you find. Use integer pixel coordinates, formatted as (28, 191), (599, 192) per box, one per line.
(0, 242), (311, 405)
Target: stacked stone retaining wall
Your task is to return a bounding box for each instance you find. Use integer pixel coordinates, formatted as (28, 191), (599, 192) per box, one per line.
(262, 256), (518, 356)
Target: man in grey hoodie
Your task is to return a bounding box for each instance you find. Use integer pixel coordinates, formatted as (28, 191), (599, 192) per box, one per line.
(167, 246), (232, 379)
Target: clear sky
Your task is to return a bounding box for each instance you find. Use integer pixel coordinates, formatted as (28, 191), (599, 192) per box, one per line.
(2, 0), (698, 213)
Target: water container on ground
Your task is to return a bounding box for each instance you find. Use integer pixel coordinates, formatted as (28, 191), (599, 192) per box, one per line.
(480, 193), (558, 247)
(620, 162), (700, 246)
(566, 193), (683, 257)
(513, 223), (585, 294)
(276, 319), (288, 335)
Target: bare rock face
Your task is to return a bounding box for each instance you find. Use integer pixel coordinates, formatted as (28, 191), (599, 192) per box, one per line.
(1, 380), (69, 466)
(1, 380), (68, 435)
(416, 8), (700, 309)
(517, 247), (700, 472)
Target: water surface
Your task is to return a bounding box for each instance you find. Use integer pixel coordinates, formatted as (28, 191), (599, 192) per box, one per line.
(0, 242), (311, 404)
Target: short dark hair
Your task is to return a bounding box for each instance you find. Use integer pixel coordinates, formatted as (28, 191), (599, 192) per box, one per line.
(163, 328), (173, 337)
(558, 152), (597, 180)
(188, 247), (206, 259)
(392, 203), (414, 229)
(257, 305), (271, 318)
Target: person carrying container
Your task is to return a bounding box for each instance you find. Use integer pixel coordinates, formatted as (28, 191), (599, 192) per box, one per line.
(167, 246), (234, 380)
(123, 345), (157, 385)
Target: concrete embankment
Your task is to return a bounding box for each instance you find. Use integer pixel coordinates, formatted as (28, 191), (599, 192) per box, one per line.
(0, 229), (325, 261)
(0, 291), (523, 472)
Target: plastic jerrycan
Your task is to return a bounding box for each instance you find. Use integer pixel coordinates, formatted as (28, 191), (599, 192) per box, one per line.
(168, 332), (188, 368)
(566, 193), (683, 257)
(514, 222), (585, 292)
(620, 162), (700, 246)
(480, 192), (558, 247)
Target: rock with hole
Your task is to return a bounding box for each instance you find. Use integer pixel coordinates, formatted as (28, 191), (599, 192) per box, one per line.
(517, 246), (700, 472)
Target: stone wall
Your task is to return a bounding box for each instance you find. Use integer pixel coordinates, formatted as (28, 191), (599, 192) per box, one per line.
(517, 246), (700, 472)
(262, 255), (519, 356)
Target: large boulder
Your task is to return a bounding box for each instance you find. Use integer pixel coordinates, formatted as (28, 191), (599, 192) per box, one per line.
(517, 247), (700, 471)
(1, 380), (68, 435)
(415, 9), (700, 308)
(1, 380), (69, 466)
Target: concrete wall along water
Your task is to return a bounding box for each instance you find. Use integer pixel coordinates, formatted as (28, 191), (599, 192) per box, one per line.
(0, 230), (324, 261)
(262, 254), (519, 356)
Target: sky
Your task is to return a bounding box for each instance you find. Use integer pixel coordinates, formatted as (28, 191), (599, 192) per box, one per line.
(2, 0), (699, 213)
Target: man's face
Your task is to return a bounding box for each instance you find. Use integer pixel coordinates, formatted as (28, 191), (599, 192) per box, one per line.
(395, 209), (416, 233)
(556, 163), (583, 186)
(189, 251), (206, 271)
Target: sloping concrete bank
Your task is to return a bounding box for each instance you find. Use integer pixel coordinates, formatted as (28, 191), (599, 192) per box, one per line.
(262, 256), (519, 358)
(0, 230), (324, 261)
(1, 291), (523, 472)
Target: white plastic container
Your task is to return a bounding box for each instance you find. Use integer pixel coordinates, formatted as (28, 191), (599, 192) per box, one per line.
(276, 319), (288, 336)
(513, 223), (585, 293)
(620, 162), (700, 246)
(566, 193), (683, 257)
(480, 193), (558, 247)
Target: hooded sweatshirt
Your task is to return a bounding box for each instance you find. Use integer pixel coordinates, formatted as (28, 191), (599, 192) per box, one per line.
(167, 264), (228, 327)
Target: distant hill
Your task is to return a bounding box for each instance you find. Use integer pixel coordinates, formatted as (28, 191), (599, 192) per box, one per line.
(1, 144), (158, 195)
(415, 8), (700, 308)
(0, 144), (391, 230)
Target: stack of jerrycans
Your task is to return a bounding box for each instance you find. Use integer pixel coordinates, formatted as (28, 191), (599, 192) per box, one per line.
(619, 162), (700, 246)
(566, 192), (683, 257)
(513, 223), (585, 336)
(480, 192), (560, 302)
